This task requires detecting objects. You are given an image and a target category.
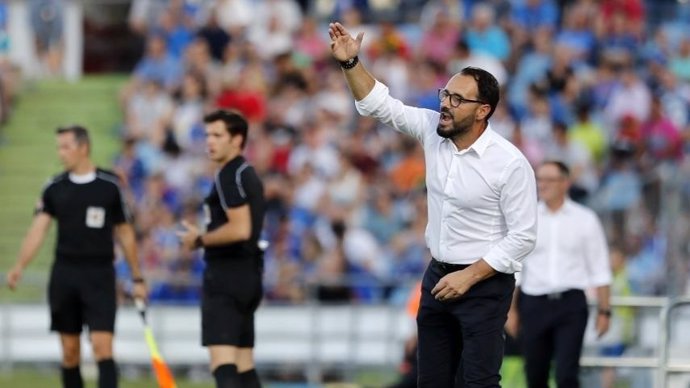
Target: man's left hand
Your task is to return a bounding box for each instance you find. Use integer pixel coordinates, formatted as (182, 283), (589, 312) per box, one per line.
(596, 313), (610, 338)
(431, 270), (476, 301)
(176, 220), (200, 250)
(431, 260), (496, 301)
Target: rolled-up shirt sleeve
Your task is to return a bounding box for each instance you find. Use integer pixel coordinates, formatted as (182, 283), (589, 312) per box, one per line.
(355, 80), (437, 144)
(583, 211), (612, 288)
(483, 158), (538, 273)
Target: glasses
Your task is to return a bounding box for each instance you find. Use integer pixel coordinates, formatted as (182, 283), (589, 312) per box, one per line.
(438, 88), (486, 108)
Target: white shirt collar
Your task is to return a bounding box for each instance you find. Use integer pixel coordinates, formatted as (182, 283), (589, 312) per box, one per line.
(69, 171), (96, 184)
(538, 198), (576, 215)
(451, 125), (495, 157)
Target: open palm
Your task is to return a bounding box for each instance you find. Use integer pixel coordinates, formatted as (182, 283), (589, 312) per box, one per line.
(328, 22), (364, 62)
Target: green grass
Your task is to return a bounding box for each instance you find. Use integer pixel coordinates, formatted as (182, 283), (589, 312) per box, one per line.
(0, 75), (127, 299)
(0, 369), (215, 388)
(0, 369), (354, 387)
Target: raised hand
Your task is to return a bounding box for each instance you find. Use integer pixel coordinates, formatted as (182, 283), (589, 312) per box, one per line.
(328, 22), (364, 62)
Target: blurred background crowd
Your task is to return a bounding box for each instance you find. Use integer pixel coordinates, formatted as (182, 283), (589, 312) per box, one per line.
(3, 0), (690, 307)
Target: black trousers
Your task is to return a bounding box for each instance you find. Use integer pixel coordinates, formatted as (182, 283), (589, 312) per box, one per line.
(518, 290), (589, 388)
(417, 259), (515, 388)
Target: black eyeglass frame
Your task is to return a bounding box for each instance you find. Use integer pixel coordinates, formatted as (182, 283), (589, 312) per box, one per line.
(438, 88), (486, 107)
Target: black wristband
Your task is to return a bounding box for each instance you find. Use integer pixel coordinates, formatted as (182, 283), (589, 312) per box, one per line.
(598, 308), (612, 317)
(339, 56), (359, 70)
(194, 235), (204, 249)
(132, 277), (145, 284)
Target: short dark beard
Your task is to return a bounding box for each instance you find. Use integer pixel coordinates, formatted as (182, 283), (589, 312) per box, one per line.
(436, 109), (474, 139)
(436, 123), (469, 139)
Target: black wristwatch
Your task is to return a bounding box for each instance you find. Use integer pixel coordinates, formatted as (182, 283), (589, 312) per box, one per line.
(194, 235), (205, 249)
(340, 56), (359, 70)
(598, 308), (612, 317)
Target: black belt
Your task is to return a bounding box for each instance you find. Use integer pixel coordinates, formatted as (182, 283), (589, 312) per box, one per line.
(431, 258), (470, 274)
(525, 289), (583, 300)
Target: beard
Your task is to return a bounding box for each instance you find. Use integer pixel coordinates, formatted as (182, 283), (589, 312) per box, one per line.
(436, 108), (475, 139)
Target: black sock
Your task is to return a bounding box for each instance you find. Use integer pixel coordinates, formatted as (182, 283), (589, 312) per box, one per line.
(97, 359), (118, 388)
(61, 366), (84, 388)
(239, 369), (262, 388)
(213, 364), (240, 388)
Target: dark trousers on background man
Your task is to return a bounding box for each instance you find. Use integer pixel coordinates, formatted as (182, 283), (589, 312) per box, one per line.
(417, 258), (515, 388)
(518, 289), (589, 388)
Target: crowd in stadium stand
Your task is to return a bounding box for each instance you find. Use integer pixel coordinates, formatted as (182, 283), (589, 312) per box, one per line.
(0, 1), (19, 139)
(110, 0), (690, 305)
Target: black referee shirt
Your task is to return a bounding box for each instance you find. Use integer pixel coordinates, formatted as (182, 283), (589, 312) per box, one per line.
(38, 169), (131, 266)
(204, 155), (265, 262)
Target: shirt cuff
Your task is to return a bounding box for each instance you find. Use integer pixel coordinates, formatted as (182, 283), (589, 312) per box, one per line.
(483, 246), (522, 274)
(354, 81), (387, 115)
(588, 275), (612, 288)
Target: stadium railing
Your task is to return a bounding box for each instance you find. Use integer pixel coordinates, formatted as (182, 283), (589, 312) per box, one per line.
(2, 277), (690, 386)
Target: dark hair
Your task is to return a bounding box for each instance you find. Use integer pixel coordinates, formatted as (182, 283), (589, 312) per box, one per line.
(56, 125), (91, 154)
(203, 109), (249, 149)
(459, 66), (500, 120)
(541, 160), (570, 178)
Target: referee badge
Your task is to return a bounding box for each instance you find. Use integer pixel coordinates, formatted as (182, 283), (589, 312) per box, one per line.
(86, 206), (106, 228)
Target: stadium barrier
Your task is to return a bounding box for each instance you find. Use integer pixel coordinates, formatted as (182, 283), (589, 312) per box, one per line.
(580, 296), (690, 388)
(2, 274), (690, 386)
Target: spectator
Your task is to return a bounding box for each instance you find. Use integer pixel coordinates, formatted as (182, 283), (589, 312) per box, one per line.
(555, 3), (597, 63)
(131, 32), (184, 92)
(125, 79), (174, 156)
(171, 71), (208, 152)
(362, 186), (406, 245)
(113, 136), (147, 199)
(416, 10), (461, 65)
(447, 39), (508, 87)
(511, 0), (559, 33)
(195, 10), (231, 62)
(508, 27), (554, 119)
(156, 6), (195, 59)
(465, 3), (511, 61)
(600, 244), (635, 388)
(293, 16), (330, 67)
(669, 37), (690, 83)
(641, 94), (684, 164)
(569, 102), (608, 164)
(544, 121), (599, 203)
(29, 0), (65, 77)
(128, 0), (168, 35)
(604, 66), (652, 129)
(248, 0), (302, 60)
(389, 138), (425, 193)
(215, 0), (254, 38)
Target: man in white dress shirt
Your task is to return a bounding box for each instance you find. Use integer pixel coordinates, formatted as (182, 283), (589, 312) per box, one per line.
(328, 22), (538, 388)
(507, 160), (612, 388)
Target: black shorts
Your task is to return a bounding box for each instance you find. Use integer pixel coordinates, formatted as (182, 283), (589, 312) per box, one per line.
(201, 259), (263, 347)
(48, 263), (116, 334)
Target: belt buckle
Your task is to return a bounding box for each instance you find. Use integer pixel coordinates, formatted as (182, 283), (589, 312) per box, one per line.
(547, 292), (562, 300)
(435, 260), (450, 273)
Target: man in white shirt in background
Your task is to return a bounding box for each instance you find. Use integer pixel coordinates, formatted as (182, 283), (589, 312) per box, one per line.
(506, 160), (612, 388)
(329, 22), (538, 388)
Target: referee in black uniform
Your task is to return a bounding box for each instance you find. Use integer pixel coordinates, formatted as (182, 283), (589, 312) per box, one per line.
(6, 125), (147, 388)
(177, 110), (265, 388)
